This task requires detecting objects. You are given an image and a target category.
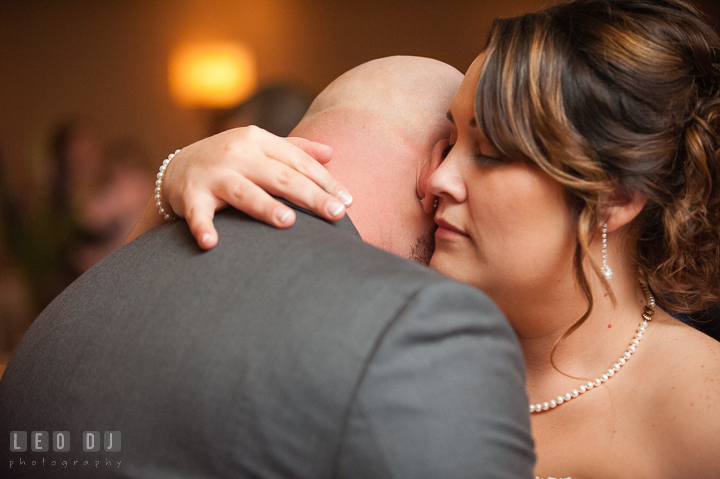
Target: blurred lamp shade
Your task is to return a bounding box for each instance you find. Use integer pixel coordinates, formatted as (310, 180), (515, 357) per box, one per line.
(169, 42), (257, 108)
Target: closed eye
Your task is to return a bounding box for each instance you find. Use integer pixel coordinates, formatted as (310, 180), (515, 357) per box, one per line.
(475, 152), (505, 165)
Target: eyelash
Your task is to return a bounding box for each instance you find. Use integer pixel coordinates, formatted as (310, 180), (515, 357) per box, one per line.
(442, 140), (505, 165)
(475, 152), (504, 165)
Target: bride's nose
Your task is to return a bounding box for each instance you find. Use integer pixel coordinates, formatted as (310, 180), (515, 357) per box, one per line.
(427, 148), (467, 204)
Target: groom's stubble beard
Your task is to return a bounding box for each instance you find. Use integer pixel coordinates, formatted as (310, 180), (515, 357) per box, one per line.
(409, 225), (437, 265)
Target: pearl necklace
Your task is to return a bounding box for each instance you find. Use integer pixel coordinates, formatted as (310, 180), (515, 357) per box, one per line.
(529, 290), (656, 414)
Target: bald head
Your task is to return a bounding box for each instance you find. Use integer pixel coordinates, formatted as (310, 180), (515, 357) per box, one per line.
(291, 56), (462, 262)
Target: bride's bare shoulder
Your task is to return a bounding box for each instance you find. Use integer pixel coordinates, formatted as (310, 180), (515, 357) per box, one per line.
(645, 313), (720, 473)
(649, 313), (720, 398)
(650, 313), (720, 368)
(652, 309), (719, 346)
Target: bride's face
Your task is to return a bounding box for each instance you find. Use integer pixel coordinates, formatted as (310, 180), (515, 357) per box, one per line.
(427, 53), (577, 318)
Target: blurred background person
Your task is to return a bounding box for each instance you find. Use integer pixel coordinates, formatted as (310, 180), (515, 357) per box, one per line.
(209, 82), (313, 136)
(0, 148), (33, 378)
(1, 119), (154, 363)
(7, 119), (103, 311)
(72, 140), (154, 272)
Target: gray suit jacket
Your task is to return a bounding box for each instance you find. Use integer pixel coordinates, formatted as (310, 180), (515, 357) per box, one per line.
(0, 207), (534, 478)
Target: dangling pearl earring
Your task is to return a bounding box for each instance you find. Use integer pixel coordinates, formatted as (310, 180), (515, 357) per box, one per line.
(600, 223), (613, 280)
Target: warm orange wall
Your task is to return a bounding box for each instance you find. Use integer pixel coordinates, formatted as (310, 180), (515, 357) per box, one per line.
(1, 0), (718, 198)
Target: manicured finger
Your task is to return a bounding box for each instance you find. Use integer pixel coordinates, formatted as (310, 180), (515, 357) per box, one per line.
(216, 174), (300, 229)
(263, 135), (353, 208)
(285, 137), (333, 164)
(183, 189), (222, 250)
(240, 161), (348, 222)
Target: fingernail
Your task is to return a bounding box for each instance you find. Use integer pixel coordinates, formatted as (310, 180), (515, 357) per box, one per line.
(276, 209), (293, 224)
(201, 233), (211, 247)
(327, 200), (345, 217)
(336, 189), (353, 206)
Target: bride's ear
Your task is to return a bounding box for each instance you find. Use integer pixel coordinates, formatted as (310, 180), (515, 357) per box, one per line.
(602, 188), (648, 233)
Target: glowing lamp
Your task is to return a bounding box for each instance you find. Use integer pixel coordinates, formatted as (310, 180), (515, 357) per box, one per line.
(169, 42), (257, 108)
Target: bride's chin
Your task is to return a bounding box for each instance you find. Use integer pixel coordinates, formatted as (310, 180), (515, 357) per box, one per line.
(430, 251), (489, 297)
(427, 253), (444, 273)
(429, 251), (459, 278)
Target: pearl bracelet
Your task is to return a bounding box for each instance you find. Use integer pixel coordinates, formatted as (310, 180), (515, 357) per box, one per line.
(155, 149), (181, 221)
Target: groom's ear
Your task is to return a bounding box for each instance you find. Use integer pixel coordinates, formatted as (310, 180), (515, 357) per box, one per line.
(417, 138), (449, 215)
(603, 188), (648, 233)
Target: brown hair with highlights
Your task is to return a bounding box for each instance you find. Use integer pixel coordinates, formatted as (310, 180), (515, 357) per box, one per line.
(476, 0), (720, 340)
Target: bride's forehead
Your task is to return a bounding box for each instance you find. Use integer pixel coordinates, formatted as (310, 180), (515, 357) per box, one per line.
(452, 57), (484, 118)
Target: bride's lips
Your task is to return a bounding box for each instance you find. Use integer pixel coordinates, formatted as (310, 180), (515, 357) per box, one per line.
(434, 217), (469, 241)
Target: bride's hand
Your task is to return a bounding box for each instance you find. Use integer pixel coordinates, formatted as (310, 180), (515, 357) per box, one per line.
(127, 126), (352, 250)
